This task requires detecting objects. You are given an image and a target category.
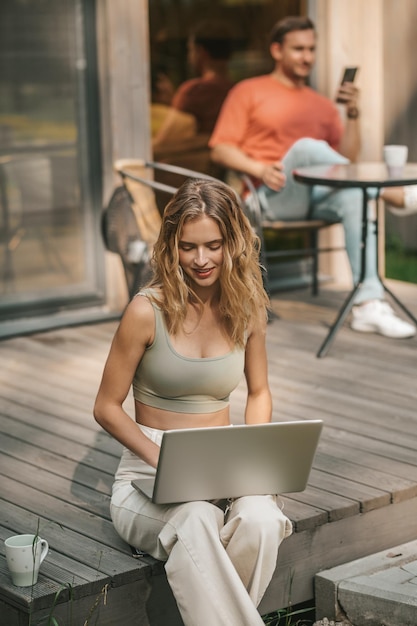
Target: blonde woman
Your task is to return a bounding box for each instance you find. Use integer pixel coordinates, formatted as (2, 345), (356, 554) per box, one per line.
(94, 178), (292, 626)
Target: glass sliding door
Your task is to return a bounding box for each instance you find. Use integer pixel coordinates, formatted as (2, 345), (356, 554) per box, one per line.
(0, 0), (104, 324)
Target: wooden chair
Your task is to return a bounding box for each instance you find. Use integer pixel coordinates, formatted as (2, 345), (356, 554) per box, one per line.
(104, 159), (217, 298)
(229, 172), (344, 296)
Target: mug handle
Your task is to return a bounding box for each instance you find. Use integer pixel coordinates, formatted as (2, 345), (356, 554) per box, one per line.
(39, 539), (49, 565)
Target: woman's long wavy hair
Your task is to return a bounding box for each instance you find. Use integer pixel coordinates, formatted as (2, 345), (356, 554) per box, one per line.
(147, 178), (270, 346)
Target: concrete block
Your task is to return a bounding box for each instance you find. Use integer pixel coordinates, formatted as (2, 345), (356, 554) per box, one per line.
(315, 539), (417, 625)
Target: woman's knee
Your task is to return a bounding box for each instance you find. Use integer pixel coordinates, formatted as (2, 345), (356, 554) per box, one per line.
(177, 500), (223, 524)
(230, 496), (292, 542)
(162, 500), (223, 537)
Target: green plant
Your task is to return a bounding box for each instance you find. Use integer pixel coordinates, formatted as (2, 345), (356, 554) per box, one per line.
(262, 603), (314, 625)
(28, 519), (42, 626)
(26, 520), (106, 626)
(262, 570), (315, 626)
(385, 232), (417, 284)
(41, 583), (74, 626)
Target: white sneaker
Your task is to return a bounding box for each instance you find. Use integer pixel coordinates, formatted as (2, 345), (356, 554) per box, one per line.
(351, 300), (416, 338)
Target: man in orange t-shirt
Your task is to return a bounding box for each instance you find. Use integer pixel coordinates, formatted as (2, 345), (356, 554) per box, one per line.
(210, 73), (343, 167)
(209, 15), (415, 340)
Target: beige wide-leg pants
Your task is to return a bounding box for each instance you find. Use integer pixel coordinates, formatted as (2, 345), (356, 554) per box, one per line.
(111, 424), (293, 626)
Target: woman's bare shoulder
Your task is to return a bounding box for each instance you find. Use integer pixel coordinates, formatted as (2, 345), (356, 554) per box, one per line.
(246, 306), (268, 339)
(117, 292), (157, 345)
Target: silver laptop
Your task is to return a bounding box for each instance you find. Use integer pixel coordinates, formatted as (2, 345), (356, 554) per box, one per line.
(131, 420), (323, 504)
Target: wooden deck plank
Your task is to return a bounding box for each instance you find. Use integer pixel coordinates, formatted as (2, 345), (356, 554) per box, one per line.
(0, 367), (100, 418)
(266, 355), (417, 417)
(323, 427), (417, 465)
(0, 414), (120, 474)
(0, 433), (115, 493)
(271, 380), (417, 440)
(1, 341), (104, 385)
(284, 486), (359, 522)
(1, 478), (121, 557)
(1, 455), (111, 519)
(276, 498), (329, 532)
(312, 451), (417, 502)
(1, 284), (417, 623)
(0, 398), (115, 448)
(0, 527), (103, 608)
(0, 500), (149, 584)
(318, 438), (417, 484)
(307, 468), (391, 513)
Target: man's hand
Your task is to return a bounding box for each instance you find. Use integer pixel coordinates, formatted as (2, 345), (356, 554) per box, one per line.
(337, 82), (361, 161)
(336, 82), (360, 118)
(261, 161), (287, 191)
(211, 145), (286, 190)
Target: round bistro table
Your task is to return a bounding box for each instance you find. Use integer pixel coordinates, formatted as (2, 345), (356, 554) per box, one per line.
(293, 162), (417, 357)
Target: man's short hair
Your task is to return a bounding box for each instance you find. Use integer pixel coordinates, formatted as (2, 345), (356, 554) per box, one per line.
(192, 20), (232, 60)
(269, 16), (315, 45)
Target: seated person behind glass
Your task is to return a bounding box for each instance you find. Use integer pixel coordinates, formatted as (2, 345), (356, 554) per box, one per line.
(150, 68), (197, 143)
(153, 20), (234, 149)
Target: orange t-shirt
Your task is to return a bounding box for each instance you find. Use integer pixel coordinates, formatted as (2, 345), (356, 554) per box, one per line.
(209, 74), (343, 163)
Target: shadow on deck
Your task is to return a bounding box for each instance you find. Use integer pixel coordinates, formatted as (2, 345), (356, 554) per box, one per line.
(1, 282), (417, 624)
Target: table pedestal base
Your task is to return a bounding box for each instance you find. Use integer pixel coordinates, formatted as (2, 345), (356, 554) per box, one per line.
(317, 282), (417, 358)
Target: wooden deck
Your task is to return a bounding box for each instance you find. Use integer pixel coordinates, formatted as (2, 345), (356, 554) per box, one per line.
(1, 282), (417, 625)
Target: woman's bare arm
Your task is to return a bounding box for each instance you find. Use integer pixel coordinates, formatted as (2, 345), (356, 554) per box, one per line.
(243, 315), (272, 424)
(93, 296), (160, 468)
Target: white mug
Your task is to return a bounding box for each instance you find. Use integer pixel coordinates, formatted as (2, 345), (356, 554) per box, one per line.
(5, 534), (49, 587)
(383, 144), (408, 177)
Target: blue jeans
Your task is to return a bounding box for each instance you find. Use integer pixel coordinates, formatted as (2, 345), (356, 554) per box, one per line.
(257, 138), (384, 304)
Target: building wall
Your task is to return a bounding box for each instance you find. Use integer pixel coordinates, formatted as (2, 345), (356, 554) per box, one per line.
(383, 0), (417, 158)
(309, 0), (384, 287)
(96, 0), (152, 306)
(383, 0), (417, 251)
(312, 0), (384, 160)
(313, 0), (417, 168)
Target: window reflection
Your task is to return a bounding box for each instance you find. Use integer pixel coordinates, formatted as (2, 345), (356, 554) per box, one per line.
(1, 150), (83, 294)
(0, 0), (93, 308)
(149, 0), (304, 175)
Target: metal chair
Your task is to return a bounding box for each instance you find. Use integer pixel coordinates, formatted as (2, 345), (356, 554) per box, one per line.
(230, 172), (344, 295)
(102, 159), (217, 299)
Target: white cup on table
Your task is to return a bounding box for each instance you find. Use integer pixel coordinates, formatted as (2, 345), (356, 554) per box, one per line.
(383, 144), (408, 177)
(4, 533), (49, 587)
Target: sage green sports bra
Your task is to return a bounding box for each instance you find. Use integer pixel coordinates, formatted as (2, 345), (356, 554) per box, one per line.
(132, 291), (245, 414)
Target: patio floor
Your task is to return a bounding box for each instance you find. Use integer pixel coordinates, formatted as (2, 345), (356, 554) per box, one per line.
(1, 281), (417, 625)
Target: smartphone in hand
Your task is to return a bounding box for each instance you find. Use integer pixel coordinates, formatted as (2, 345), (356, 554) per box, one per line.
(336, 67), (358, 103)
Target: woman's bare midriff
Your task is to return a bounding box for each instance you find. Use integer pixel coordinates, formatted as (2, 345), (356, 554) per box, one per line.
(135, 400), (231, 430)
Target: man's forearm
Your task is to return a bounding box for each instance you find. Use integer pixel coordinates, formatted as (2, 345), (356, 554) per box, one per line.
(338, 117), (361, 162)
(211, 144), (265, 179)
